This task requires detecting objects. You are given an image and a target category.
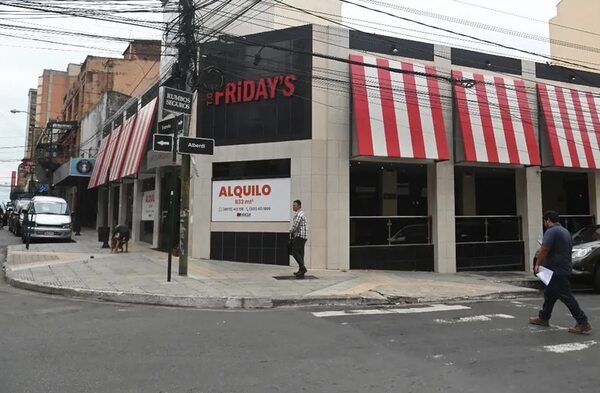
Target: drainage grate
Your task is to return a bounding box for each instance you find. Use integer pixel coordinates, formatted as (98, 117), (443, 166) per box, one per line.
(273, 275), (318, 280)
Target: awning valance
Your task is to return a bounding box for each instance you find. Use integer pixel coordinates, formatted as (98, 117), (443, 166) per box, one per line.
(452, 70), (540, 165)
(537, 83), (600, 168)
(349, 54), (449, 160)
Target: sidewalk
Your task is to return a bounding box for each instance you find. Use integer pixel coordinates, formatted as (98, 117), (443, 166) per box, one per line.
(2, 229), (540, 309)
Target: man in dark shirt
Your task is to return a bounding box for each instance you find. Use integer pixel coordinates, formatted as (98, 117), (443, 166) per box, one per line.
(530, 211), (591, 334)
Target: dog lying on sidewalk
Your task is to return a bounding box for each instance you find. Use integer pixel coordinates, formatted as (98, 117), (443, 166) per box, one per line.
(111, 224), (130, 253)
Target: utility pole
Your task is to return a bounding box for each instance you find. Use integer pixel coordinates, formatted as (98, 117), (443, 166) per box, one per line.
(177, 0), (195, 276)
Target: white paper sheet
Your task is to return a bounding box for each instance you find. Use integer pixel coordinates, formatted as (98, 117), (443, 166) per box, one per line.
(536, 266), (553, 286)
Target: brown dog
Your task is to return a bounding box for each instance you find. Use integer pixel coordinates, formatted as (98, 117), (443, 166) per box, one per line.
(110, 237), (128, 253)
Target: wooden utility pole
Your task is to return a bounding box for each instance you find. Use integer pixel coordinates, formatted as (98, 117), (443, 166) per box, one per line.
(177, 0), (195, 276)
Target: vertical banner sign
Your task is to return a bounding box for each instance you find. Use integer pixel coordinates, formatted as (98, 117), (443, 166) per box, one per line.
(212, 178), (291, 222)
(141, 190), (156, 221)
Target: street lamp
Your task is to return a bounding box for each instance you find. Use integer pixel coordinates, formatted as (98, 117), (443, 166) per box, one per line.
(10, 109), (35, 193)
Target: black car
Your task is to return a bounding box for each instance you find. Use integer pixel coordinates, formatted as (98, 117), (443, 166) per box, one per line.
(535, 225), (600, 292)
(570, 225), (600, 292)
(9, 199), (31, 236)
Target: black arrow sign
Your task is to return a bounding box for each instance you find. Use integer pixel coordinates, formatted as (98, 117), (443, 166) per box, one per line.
(153, 134), (173, 152)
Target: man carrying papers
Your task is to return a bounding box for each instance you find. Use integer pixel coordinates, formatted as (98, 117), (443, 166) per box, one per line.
(529, 211), (591, 334)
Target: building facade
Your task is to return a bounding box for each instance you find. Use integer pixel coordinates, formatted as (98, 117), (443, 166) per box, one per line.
(549, 0), (600, 70)
(182, 23), (600, 273)
(85, 3), (600, 274)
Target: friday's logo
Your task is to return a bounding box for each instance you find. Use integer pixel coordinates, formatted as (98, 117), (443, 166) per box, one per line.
(206, 74), (297, 106)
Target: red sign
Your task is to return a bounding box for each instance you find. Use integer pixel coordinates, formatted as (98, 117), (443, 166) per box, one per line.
(218, 184), (272, 198)
(206, 74), (297, 106)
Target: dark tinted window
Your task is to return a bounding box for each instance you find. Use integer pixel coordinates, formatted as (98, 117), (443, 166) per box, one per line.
(198, 26), (312, 145)
(212, 159), (290, 180)
(573, 225), (600, 244)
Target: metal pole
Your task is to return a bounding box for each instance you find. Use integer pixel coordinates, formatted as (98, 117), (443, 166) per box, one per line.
(24, 210), (30, 250)
(101, 187), (110, 248)
(167, 130), (178, 282)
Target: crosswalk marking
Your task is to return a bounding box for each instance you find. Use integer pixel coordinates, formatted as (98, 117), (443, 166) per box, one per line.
(312, 304), (470, 318)
(434, 314), (515, 324)
(540, 340), (598, 353)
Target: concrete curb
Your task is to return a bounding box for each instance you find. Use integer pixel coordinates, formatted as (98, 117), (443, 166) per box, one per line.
(4, 271), (540, 310)
(4, 274), (394, 309)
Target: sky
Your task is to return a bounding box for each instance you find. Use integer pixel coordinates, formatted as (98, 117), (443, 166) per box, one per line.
(0, 0), (559, 202)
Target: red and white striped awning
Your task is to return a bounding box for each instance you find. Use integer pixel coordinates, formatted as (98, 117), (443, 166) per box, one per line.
(119, 98), (158, 178)
(87, 135), (109, 189)
(537, 83), (600, 169)
(93, 124), (123, 188)
(349, 54), (449, 160)
(109, 114), (137, 182)
(452, 70), (540, 165)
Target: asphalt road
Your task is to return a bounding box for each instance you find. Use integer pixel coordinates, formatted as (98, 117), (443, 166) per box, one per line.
(1, 229), (599, 393)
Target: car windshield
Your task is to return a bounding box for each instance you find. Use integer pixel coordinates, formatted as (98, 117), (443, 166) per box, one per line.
(34, 201), (70, 215)
(573, 225), (600, 244)
(16, 200), (31, 210)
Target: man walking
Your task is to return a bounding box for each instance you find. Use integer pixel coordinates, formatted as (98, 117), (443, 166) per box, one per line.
(529, 211), (591, 334)
(290, 199), (308, 278)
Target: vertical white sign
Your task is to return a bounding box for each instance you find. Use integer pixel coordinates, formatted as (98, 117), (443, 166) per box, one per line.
(212, 178), (291, 222)
(142, 190), (156, 221)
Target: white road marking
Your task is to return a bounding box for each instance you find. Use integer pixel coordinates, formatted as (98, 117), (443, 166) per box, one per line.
(540, 341), (598, 353)
(434, 314), (515, 324)
(529, 325), (568, 333)
(312, 304), (470, 318)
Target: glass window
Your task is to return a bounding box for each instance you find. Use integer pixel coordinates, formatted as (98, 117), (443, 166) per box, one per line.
(34, 201), (70, 215)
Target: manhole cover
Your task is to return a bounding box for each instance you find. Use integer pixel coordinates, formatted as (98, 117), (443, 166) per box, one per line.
(273, 275), (318, 280)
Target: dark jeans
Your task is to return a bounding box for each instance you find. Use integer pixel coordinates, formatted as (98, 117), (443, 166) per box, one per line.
(292, 237), (307, 270)
(539, 274), (588, 324)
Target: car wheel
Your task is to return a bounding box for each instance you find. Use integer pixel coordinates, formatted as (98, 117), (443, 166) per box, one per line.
(593, 266), (600, 294)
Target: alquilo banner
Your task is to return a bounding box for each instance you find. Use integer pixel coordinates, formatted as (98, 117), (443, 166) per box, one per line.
(211, 178), (291, 222)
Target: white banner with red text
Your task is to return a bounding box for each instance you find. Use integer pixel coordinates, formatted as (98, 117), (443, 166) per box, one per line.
(211, 178), (291, 222)
(141, 190), (156, 221)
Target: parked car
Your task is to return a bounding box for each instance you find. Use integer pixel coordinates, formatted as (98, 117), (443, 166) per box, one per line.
(388, 223), (429, 244)
(21, 196), (72, 242)
(9, 198), (31, 236)
(534, 224), (600, 292)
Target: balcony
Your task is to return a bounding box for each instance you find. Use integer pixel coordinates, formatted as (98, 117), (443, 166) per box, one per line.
(34, 121), (79, 173)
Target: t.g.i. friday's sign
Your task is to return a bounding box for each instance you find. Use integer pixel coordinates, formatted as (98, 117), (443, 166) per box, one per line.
(211, 178), (291, 222)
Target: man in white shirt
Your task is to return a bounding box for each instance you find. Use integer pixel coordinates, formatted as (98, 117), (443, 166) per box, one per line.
(290, 199), (308, 278)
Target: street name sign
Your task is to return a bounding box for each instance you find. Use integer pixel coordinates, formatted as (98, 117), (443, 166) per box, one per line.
(177, 137), (214, 155)
(158, 117), (175, 134)
(153, 134), (174, 152)
(158, 114), (184, 135)
(162, 86), (193, 114)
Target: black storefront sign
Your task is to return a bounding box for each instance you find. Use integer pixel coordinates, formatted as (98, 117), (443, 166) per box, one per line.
(178, 137), (214, 155)
(198, 25), (313, 146)
(162, 87), (193, 114)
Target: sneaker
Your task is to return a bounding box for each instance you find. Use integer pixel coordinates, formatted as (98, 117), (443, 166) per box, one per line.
(568, 323), (592, 334)
(529, 317), (549, 327)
